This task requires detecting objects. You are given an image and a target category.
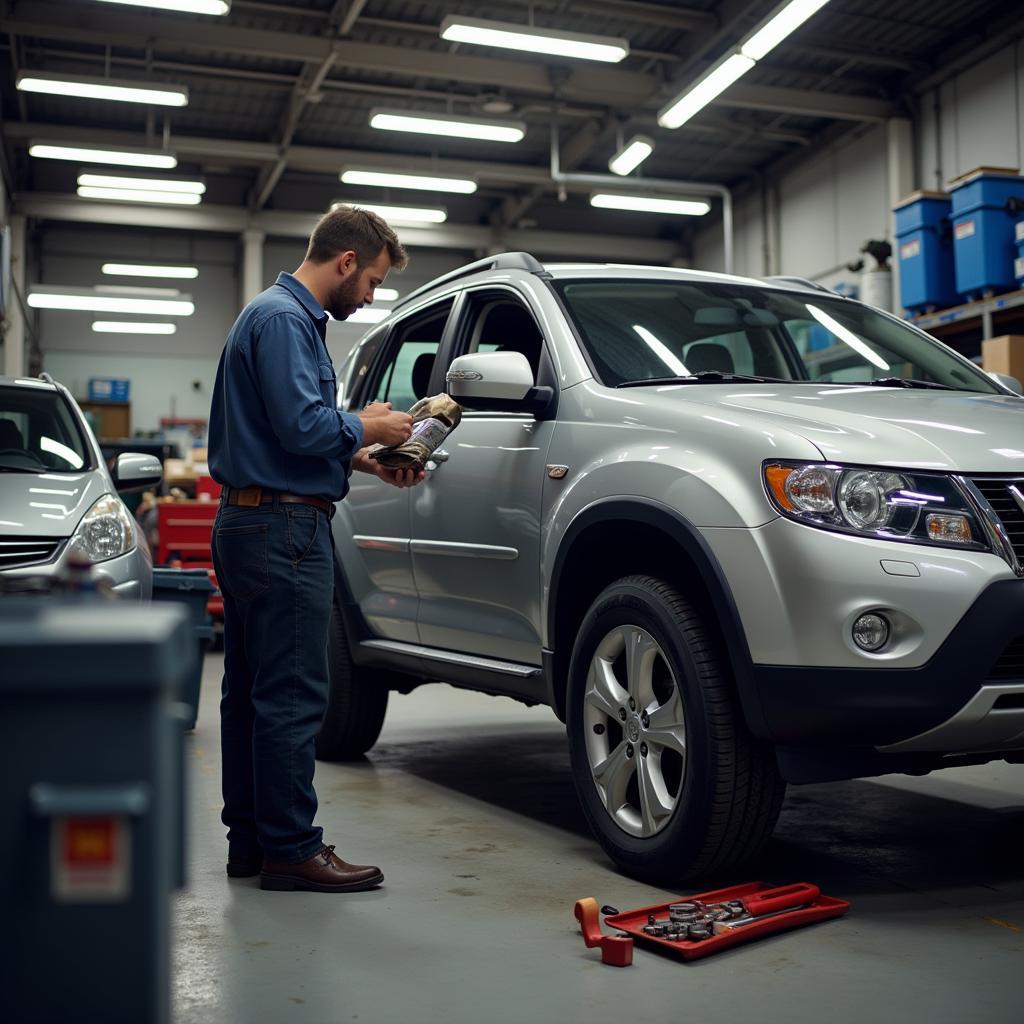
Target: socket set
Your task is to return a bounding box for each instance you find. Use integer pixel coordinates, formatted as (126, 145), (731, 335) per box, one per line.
(579, 881), (850, 964)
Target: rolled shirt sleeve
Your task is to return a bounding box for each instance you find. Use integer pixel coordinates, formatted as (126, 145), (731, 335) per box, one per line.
(253, 311), (364, 460)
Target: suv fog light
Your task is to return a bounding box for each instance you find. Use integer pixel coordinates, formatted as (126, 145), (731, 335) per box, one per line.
(852, 613), (890, 652)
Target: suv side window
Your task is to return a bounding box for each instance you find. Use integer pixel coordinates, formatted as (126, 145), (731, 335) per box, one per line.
(457, 292), (544, 381)
(366, 299), (454, 412)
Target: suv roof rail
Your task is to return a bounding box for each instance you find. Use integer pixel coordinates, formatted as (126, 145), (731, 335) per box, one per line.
(394, 252), (547, 311)
(765, 275), (831, 293)
(38, 371), (55, 384)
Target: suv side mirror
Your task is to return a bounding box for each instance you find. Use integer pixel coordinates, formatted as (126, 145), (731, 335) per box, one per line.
(991, 372), (1023, 396)
(446, 352), (554, 415)
(113, 452), (163, 492)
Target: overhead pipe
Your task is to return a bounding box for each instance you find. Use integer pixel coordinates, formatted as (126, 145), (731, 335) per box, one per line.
(548, 121), (735, 274)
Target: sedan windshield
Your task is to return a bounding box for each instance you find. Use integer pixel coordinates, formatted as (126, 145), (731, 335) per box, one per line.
(554, 279), (1001, 394)
(0, 385), (91, 472)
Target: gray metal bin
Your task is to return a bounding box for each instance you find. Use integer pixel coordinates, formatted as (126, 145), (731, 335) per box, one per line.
(0, 600), (195, 1024)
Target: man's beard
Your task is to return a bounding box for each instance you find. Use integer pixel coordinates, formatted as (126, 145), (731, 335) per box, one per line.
(326, 275), (364, 320)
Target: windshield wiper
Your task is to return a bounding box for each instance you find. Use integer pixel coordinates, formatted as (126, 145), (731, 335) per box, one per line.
(859, 377), (954, 390)
(0, 464), (44, 473)
(617, 371), (786, 388)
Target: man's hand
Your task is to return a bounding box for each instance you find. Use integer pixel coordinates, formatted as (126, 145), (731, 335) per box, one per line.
(358, 401), (414, 447)
(352, 448), (426, 488)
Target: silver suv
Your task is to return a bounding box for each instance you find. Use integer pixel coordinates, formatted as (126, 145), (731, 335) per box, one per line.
(325, 253), (1024, 881)
(0, 374), (161, 597)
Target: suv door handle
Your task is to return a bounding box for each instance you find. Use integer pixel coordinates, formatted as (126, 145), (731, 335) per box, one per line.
(423, 444), (448, 468)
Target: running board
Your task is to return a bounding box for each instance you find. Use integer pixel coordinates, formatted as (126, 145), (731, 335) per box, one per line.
(359, 639), (541, 678)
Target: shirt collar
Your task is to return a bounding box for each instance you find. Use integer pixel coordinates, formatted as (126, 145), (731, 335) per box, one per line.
(275, 272), (328, 324)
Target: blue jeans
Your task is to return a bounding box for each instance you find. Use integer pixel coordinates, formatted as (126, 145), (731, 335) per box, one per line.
(212, 499), (334, 864)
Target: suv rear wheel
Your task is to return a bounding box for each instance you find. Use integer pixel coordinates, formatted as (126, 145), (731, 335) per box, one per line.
(315, 600), (389, 760)
(566, 575), (784, 882)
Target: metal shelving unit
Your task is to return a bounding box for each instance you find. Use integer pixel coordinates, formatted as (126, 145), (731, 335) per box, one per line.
(912, 288), (1024, 341)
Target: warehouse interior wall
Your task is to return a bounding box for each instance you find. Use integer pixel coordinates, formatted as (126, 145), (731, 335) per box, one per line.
(692, 39), (1024, 289)
(34, 225), (470, 434)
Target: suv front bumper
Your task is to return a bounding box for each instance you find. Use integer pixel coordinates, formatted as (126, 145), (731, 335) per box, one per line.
(750, 577), (1024, 752)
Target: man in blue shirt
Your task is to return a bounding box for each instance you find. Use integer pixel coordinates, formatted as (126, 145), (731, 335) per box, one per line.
(209, 206), (420, 892)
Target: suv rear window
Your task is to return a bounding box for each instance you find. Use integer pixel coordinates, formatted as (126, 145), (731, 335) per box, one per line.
(0, 384), (91, 473)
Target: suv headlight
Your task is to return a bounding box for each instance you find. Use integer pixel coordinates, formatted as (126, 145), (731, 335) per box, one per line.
(763, 461), (987, 550)
(68, 494), (137, 563)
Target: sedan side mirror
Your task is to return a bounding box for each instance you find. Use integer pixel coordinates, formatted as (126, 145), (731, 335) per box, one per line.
(113, 452), (163, 492)
(446, 351), (554, 415)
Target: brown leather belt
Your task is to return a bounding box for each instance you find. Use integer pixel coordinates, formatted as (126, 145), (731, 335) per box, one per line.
(221, 486), (335, 519)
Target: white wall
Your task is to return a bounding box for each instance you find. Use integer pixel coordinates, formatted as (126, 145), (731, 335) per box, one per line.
(917, 41), (1024, 189)
(34, 224), (472, 432)
(693, 40), (1024, 289)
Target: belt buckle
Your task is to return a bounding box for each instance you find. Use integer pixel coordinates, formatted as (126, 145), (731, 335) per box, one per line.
(235, 486), (262, 507)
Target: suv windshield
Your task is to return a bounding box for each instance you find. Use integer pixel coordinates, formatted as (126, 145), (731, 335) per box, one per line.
(555, 279), (1000, 393)
(0, 384), (91, 473)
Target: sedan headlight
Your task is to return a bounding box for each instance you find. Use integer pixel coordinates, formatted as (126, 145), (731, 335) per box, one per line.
(763, 461), (987, 550)
(68, 494), (136, 563)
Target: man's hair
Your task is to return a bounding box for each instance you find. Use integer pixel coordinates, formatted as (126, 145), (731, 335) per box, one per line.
(306, 205), (408, 271)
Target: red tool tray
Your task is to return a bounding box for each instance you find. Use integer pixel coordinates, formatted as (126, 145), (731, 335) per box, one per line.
(602, 881), (849, 961)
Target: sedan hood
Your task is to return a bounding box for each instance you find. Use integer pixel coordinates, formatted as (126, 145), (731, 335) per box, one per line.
(0, 470), (108, 538)
(652, 384), (1024, 473)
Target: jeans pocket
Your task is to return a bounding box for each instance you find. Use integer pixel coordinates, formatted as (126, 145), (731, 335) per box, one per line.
(285, 506), (320, 564)
(214, 523), (270, 601)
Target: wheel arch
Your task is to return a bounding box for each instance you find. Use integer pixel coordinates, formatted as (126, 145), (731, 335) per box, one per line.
(545, 498), (768, 738)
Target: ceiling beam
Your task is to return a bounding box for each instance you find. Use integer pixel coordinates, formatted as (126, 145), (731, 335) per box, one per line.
(12, 192), (683, 261)
(249, 0), (368, 209)
(716, 84), (894, 122)
(6, 4), (896, 120)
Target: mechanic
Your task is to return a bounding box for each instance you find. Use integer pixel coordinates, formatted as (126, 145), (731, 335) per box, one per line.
(208, 205), (424, 892)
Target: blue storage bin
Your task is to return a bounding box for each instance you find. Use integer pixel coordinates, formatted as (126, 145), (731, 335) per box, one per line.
(948, 168), (1024, 297)
(893, 191), (958, 314)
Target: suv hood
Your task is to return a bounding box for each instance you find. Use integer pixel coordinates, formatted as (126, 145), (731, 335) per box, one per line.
(0, 471), (107, 538)
(651, 384), (1024, 473)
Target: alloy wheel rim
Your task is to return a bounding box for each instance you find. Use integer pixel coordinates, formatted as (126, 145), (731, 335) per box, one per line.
(583, 624), (687, 838)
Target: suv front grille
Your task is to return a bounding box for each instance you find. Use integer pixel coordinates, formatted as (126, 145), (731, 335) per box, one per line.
(989, 636), (1024, 680)
(0, 535), (62, 570)
(969, 476), (1024, 566)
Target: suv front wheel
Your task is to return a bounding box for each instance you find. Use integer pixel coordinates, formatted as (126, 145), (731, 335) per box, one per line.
(566, 575), (785, 882)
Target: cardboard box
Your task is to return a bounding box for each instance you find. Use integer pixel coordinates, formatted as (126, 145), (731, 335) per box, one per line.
(982, 335), (1024, 380)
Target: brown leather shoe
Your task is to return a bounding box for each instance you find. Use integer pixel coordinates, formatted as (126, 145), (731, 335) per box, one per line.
(260, 844), (384, 892)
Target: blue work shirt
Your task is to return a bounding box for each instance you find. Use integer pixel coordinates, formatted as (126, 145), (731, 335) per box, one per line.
(209, 272), (365, 501)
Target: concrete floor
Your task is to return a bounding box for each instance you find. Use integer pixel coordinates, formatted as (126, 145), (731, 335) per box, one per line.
(174, 653), (1024, 1024)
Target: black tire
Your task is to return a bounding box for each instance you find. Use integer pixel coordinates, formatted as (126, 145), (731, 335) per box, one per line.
(315, 600), (389, 760)
(566, 575), (785, 882)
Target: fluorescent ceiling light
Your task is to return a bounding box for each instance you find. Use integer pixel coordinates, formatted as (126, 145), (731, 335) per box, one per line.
(95, 285), (182, 296)
(440, 15), (628, 63)
(370, 109), (525, 143)
(16, 71), (188, 107)
(609, 135), (654, 176)
(81, 174), (204, 194)
(340, 169), (476, 195)
(102, 263), (199, 279)
(741, 0), (832, 60)
(77, 186), (202, 205)
(30, 142), (177, 169)
(658, 54), (755, 130)
(346, 308), (391, 324)
(91, 0), (230, 13)
(333, 201), (447, 225)
(28, 286), (194, 316)
(633, 325), (689, 376)
(93, 321), (177, 334)
(591, 193), (711, 216)
(374, 288), (399, 301)
(806, 304), (890, 371)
